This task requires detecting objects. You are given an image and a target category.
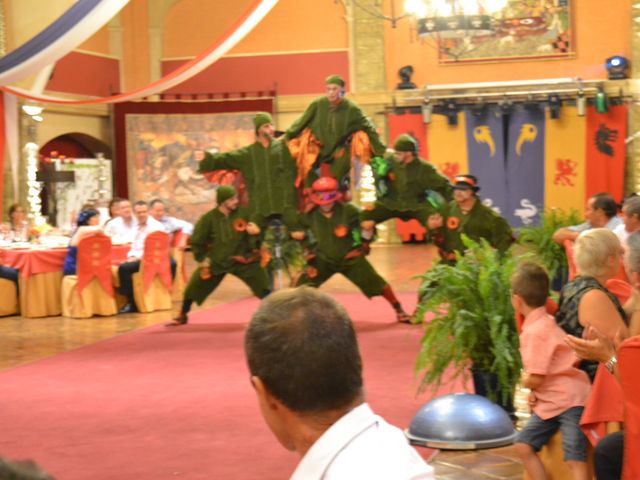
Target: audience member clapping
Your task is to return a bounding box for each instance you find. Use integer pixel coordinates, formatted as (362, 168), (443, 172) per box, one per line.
(554, 229), (629, 381)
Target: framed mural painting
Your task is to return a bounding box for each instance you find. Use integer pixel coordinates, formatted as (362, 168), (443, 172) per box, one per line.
(114, 99), (273, 225)
(435, 0), (573, 64)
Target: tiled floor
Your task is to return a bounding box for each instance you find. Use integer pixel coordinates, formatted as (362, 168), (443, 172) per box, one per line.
(0, 243), (526, 479)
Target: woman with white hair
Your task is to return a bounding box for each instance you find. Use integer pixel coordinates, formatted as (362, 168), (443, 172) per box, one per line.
(554, 228), (629, 381)
(564, 230), (640, 480)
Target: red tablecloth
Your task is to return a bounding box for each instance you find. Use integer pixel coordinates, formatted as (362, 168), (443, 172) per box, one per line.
(0, 244), (131, 278)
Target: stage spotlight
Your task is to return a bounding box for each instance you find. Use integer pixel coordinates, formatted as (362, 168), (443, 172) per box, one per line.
(524, 94), (540, 112)
(498, 96), (512, 116)
(397, 65), (417, 90)
(444, 101), (458, 126)
(605, 56), (629, 80)
(595, 85), (609, 114)
(548, 94), (561, 119)
(471, 101), (488, 117)
(576, 91), (586, 117)
(421, 100), (432, 124)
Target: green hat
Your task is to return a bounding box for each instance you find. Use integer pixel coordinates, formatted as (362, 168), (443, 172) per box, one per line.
(325, 74), (345, 88)
(394, 134), (418, 153)
(253, 112), (273, 130)
(216, 185), (237, 205)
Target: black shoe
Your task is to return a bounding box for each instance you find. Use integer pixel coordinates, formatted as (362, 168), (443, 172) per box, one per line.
(166, 313), (188, 327)
(118, 303), (137, 314)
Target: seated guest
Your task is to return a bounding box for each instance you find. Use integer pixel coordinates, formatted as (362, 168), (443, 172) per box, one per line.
(62, 209), (105, 276)
(553, 193), (622, 245)
(117, 201), (175, 314)
(565, 230), (640, 480)
(104, 199), (137, 244)
(613, 196), (640, 248)
(104, 197), (125, 227)
(511, 263), (591, 480)
(0, 264), (19, 293)
(245, 287), (434, 479)
(555, 229), (629, 381)
(149, 198), (194, 244)
(5, 203), (29, 241)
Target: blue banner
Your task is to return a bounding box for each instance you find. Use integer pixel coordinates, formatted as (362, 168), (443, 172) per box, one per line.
(464, 107), (508, 217)
(506, 106), (545, 227)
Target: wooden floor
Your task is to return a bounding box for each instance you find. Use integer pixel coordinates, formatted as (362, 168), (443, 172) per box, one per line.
(0, 243), (524, 479)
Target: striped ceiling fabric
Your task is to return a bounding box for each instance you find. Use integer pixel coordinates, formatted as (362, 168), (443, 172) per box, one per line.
(0, 0), (130, 86)
(0, 0), (280, 105)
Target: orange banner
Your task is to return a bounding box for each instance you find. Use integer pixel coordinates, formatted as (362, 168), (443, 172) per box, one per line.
(544, 106), (587, 215)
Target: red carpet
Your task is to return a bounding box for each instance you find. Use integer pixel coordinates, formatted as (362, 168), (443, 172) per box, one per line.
(0, 293), (469, 479)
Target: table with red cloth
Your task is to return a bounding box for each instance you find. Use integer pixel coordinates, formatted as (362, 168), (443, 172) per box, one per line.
(0, 244), (130, 318)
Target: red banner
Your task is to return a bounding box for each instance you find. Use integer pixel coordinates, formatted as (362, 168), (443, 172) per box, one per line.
(386, 111), (427, 158)
(77, 235), (113, 296)
(585, 105), (627, 202)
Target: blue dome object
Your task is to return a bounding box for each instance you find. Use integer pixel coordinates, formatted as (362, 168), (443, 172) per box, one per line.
(405, 393), (517, 450)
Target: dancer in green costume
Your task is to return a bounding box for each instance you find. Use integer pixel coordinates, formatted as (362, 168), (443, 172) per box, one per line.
(168, 186), (270, 326)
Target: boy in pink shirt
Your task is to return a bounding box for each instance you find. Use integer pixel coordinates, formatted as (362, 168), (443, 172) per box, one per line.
(511, 263), (591, 480)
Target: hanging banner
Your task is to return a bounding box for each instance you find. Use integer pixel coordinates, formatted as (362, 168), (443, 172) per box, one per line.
(585, 105), (627, 203)
(0, 0), (129, 86)
(464, 108), (507, 216)
(426, 112), (468, 182)
(386, 110), (427, 159)
(505, 106), (545, 227)
(1, 0), (280, 104)
(544, 106), (587, 215)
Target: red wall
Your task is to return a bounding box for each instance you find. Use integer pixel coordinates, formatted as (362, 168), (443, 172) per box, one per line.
(46, 51), (120, 97)
(161, 51), (349, 96)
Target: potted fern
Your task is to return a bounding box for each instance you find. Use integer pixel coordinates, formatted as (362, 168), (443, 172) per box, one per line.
(414, 236), (523, 412)
(517, 208), (581, 287)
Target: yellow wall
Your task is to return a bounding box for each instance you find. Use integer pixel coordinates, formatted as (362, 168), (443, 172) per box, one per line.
(77, 25), (110, 54)
(383, 0), (631, 88)
(162, 0), (348, 58)
(120, 0), (150, 90)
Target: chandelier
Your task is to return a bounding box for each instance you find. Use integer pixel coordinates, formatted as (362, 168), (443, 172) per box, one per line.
(404, 0), (509, 38)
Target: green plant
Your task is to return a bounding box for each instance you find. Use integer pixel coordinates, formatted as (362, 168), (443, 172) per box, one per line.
(517, 208), (581, 278)
(414, 236), (524, 404)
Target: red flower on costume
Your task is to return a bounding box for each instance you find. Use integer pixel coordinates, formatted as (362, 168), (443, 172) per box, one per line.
(388, 172), (397, 181)
(306, 266), (318, 278)
(334, 225), (349, 238)
(233, 219), (247, 232)
(447, 217), (461, 230)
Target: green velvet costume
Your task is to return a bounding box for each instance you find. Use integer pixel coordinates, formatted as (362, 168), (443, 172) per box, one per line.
(296, 202), (388, 297)
(439, 198), (514, 255)
(361, 154), (453, 224)
(198, 139), (300, 229)
(183, 207), (270, 304)
(284, 97), (386, 183)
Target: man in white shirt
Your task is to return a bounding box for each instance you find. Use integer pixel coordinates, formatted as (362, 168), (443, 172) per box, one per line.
(552, 193), (622, 245)
(245, 287), (434, 480)
(613, 196), (640, 248)
(104, 199), (137, 244)
(117, 201), (174, 314)
(149, 198), (194, 246)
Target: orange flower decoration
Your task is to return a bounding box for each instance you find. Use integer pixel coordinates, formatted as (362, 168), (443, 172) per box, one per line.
(334, 224), (349, 238)
(306, 266), (319, 278)
(233, 218), (247, 232)
(388, 172), (397, 182)
(447, 217), (461, 230)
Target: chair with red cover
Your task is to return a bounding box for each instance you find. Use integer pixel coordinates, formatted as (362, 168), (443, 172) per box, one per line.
(395, 219), (426, 243)
(61, 235), (117, 318)
(132, 231), (172, 313)
(619, 335), (640, 479)
(170, 230), (188, 302)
